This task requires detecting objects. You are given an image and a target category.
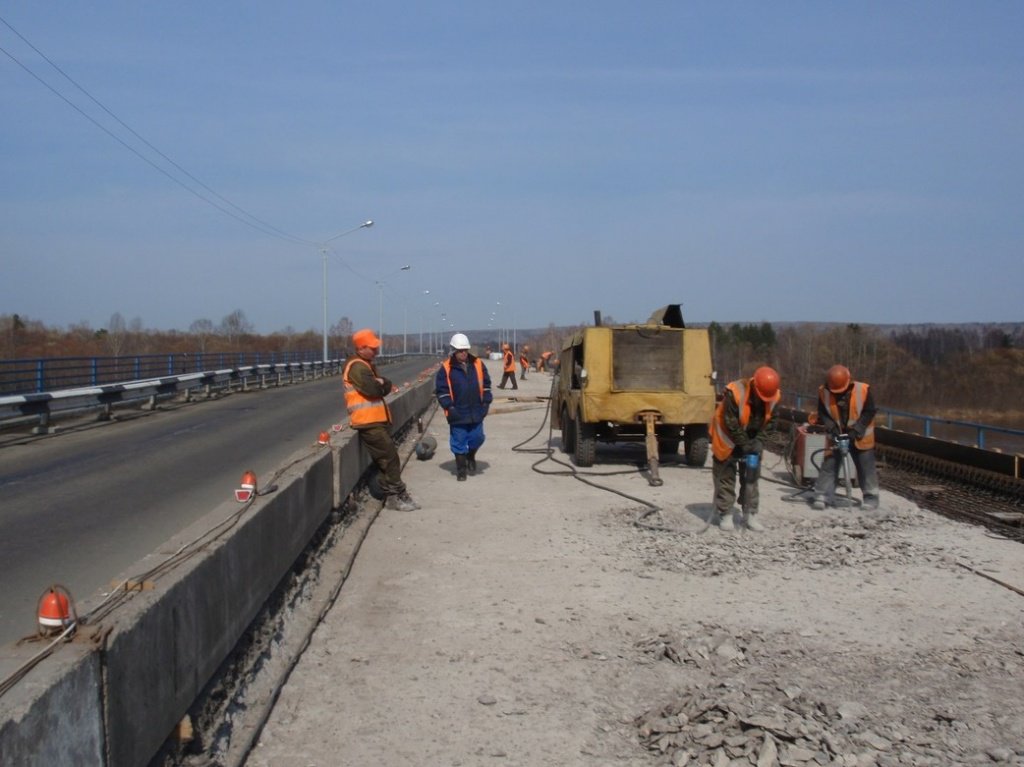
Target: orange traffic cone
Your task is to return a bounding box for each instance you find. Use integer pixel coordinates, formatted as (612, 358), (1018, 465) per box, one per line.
(37, 585), (75, 636)
(317, 431), (331, 446)
(235, 470), (258, 502)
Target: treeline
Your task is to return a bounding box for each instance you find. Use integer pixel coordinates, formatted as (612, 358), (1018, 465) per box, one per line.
(5, 313), (1024, 425)
(708, 321), (1024, 424)
(0, 311), (360, 359)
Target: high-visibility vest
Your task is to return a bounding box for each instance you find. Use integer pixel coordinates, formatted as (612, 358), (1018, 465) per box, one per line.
(710, 379), (778, 461)
(818, 382), (875, 449)
(503, 350), (515, 373)
(343, 358), (390, 426)
(441, 357), (485, 415)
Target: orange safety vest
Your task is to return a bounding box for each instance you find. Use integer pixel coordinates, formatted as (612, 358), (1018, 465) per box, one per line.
(441, 357), (485, 415)
(818, 382), (875, 450)
(710, 379), (779, 461)
(503, 350), (515, 373)
(343, 357), (391, 426)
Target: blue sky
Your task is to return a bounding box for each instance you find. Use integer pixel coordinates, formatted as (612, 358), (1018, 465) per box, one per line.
(2, 2), (1022, 338)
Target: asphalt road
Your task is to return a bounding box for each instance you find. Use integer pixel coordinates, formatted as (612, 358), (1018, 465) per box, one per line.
(0, 358), (431, 646)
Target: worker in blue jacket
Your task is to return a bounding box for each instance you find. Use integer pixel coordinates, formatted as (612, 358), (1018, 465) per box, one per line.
(435, 333), (493, 481)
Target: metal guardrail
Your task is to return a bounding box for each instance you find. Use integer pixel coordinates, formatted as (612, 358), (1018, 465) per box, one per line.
(0, 351), (327, 396)
(787, 393), (1024, 454)
(0, 360), (344, 433)
(0, 353), (438, 434)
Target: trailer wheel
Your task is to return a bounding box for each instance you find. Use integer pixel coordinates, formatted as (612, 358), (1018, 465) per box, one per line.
(684, 425), (710, 467)
(560, 406), (574, 454)
(574, 421), (596, 467)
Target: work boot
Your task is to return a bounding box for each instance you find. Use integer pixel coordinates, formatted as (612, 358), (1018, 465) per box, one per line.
(455, 454), (468, 481)
(745, 513), (765, 532)
(466, 450), (478, 475)
(386, 493), (417, 512)
(862, 495), (879, 511)
(811, 496), (826, 511)
(718, 511), (735, 532)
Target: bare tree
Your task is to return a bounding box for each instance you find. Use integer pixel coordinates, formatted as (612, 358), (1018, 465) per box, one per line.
(219, 310), (254, 346)
(105, 312), (128, 357)
(189, 318), (215, 354)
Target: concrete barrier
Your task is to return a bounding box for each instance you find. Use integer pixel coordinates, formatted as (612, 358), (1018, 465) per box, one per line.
(0, 376), (436, 766)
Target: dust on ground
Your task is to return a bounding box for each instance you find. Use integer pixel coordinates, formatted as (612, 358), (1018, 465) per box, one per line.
(245, 361), (1024, 767)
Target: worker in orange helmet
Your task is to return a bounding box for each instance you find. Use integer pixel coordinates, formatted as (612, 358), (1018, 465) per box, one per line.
(518, 345), (530, 380)
(811, 364), (879, 511)
(709, 366), (781, 532)
(343, 328), (420, 511)
(497, 343), (518, 390)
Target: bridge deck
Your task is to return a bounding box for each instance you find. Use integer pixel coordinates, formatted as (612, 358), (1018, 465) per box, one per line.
(246, 361), (1024, 766)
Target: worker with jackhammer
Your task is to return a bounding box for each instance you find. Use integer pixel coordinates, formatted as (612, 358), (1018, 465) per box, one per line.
(710, 366), (782, 532)
(435, 333), (493, 481)
(810, 364), (880, 511)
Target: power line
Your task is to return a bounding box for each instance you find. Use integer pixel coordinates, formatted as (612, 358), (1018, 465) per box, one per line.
(0, 15), (317, 248)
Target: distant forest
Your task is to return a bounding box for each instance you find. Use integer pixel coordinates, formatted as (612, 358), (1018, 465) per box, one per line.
(3, 312), (1023, 426)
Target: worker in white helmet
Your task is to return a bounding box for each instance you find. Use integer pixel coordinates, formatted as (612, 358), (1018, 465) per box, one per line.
(435, 333), (493, 481)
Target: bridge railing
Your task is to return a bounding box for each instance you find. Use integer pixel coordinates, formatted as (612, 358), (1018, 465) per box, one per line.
(787, 393), (1024, 454)
(0, 351), (328, 396)
(0, 361), (341, 433)
(0, 353), (438, 434)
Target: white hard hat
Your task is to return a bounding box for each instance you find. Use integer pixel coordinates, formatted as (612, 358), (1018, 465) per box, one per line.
(450, 333), (471, 350)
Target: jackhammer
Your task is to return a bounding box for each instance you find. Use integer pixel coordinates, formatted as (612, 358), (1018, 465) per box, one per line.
(741, 452), (759, 514)
(832, 432), (854, 506)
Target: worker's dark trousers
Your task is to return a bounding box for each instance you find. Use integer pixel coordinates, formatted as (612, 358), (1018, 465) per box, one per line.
(813, 447), (879, 507)
(498, 371), (517, 389)
(712, 453), (759, 515)
(356, 423), (407, 497)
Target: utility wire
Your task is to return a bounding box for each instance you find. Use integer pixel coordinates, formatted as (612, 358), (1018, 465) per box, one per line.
(0, 16), (316, 248)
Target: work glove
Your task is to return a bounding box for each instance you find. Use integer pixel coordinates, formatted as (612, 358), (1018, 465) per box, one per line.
(848, 423), (865, 440)
(744, 439), (763, 455)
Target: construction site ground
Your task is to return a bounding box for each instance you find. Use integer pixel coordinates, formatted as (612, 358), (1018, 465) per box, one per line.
(246, 361), (1024, 767)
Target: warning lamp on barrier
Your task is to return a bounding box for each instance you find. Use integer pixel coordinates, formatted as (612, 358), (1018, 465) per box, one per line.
(235, 470), (258, 503)
(37, 585), (76, 637)
(317, 431), (331, 446)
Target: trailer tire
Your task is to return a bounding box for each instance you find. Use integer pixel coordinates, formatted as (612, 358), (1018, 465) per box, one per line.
(684, 425), (710, 467)
(560, 406), (574, 454)
(574, 421), (596, 467)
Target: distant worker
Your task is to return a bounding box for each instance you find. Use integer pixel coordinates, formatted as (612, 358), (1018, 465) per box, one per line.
(538, 350), (554, 373)
(343, 329), (420, 511)
(519, 345), (530, 380)
(435, 333), (493, 481)
(497, 343), (518, 390)
(811, 365), (880, 511)
(709, 366), (782, 532)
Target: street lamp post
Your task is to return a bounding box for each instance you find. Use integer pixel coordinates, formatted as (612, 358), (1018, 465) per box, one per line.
(320, 220), (373, 360)
(376, 264), (411, 353)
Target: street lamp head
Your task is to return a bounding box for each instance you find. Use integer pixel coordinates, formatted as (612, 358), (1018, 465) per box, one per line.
(400, 265), (411, 271)
(362, 220), (374, 228)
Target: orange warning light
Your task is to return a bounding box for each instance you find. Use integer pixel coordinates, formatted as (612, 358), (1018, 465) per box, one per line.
(37, 585), (75, 636)
(317, 431), (331, 446)
(235, 470), (258, 502)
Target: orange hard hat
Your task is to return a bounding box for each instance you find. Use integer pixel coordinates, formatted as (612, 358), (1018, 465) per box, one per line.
(502, 343), (510, 351)
(352, 328), (381, 349)
(826, 364), (851, 393)
(752, 366), (781, 402)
